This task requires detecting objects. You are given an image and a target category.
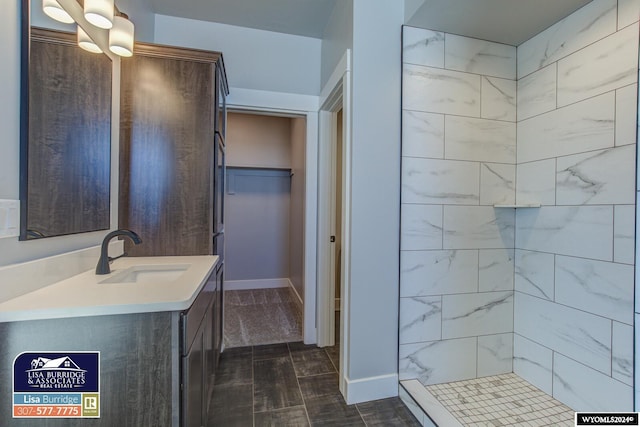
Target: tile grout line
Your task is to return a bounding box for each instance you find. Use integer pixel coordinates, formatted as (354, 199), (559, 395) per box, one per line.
(288, 342), (314, 427)
(252, 345), (256, 427)
(354, 401), (368, 426)
(325, 347), (339, 373)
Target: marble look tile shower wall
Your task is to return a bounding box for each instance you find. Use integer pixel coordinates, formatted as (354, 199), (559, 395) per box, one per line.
(400, 0), (640, 414)
(514, 0), (638, 412)
(516, 0), (618, 79)
(400, 26), (517, 386)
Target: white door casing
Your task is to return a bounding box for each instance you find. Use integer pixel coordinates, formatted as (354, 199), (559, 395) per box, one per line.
(318, 50), (352, 396)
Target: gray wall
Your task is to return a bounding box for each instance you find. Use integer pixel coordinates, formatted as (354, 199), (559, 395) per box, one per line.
(154, 14), (322, 96)
(0, 2), (20, 202)
(289, 118), (306, 300)
(118, 0), (156, 43)
(225, 169), (291, 281)
(345, 0), (403, 388)
(320, 0), (354, 90)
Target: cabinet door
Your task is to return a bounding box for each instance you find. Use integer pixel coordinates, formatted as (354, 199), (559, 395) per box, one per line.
(182, 328), (205, 427)
(215, 65), (227, 138)
(206, 263), (223, 390)
(203, 299), (215, 406)
(120, 54), (214, 256)
(214, 263), (224, 367)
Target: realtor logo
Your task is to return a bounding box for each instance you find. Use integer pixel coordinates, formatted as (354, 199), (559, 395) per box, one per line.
(13, 352), (100, 419)
(14, 352), (98, 392)
(82, 393), (100, 417)
(84, 396), (97, 409)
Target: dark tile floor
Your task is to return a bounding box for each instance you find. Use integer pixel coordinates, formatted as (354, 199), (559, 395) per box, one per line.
(224, 288), (303, 347)
(209, 342), (421, 426)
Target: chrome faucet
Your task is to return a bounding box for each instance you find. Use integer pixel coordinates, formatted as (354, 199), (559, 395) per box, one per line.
(95, 229), (142, 275)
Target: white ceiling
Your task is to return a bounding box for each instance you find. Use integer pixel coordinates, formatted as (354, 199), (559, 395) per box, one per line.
(406, 0), (593, 45)
(148, 0), (337, 39)
(149, 0), (593, 46)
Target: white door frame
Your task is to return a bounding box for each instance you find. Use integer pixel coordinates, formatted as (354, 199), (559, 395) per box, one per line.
(317, 50), (352, 395)
(226, 88), (319, 344)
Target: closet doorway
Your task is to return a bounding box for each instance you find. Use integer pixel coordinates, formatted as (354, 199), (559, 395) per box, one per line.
(223, 110), (307, 348)
(330, 109), (343, 344)
(317, 50), (352, 396)
(326, 107), (344, 374)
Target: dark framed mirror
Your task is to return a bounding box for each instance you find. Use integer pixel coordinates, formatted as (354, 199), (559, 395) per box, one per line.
(20, 0), (112, 240)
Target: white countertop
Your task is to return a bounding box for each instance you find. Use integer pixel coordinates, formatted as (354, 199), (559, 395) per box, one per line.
(0, 255), (219, 323)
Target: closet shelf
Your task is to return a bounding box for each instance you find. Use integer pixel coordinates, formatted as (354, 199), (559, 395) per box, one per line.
(227, 165), (291, 171)
(226, 165), (293, 176)
(493, 203), (541, 208)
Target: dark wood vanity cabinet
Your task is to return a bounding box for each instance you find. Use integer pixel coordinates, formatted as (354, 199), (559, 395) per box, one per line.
(119, 42), (228, 426)
(119, 42), (228, 258)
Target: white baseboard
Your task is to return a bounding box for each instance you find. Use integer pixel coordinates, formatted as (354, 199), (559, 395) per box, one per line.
(225, 278), (290, 291)
(344, 373), (398, 404)
(288, 279), (304, 306)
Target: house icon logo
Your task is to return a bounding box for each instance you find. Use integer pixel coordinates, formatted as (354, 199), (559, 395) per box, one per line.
(29, 356), (85, 372)
(13, 352), (100, 393)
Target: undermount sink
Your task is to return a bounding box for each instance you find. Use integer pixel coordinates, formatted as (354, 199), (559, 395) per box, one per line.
(100, 264), (191, 284)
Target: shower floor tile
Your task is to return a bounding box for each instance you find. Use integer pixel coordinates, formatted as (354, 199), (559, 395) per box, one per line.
(425, 373), (574, 426)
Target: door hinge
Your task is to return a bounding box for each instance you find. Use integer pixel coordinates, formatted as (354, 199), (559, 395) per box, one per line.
(330, 236), (335, 243)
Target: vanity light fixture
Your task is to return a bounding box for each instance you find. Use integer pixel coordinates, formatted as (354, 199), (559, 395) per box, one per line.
(83, 0), (114, 29)
(42, 0), (135, 57)
(77, 25), (103, 53)
(42, 0), (75, 24)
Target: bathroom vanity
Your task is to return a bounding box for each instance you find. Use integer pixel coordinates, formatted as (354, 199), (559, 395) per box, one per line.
(13, 1), (228, 424)
(0, 255), (219, 427)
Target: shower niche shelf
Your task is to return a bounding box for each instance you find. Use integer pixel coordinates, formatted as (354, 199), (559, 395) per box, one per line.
(493, 203), (541, 208)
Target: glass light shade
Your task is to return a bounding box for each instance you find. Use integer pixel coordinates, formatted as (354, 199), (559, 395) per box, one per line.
(42, 0), (74, 24)
(84, 0), (114, 29)
(109, 16), (134, 57)
(77, 26), (103, 54)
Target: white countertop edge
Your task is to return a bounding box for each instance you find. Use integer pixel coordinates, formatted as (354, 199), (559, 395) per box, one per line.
(0, 301), (193, 323)
(0, 255), (219, 323)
